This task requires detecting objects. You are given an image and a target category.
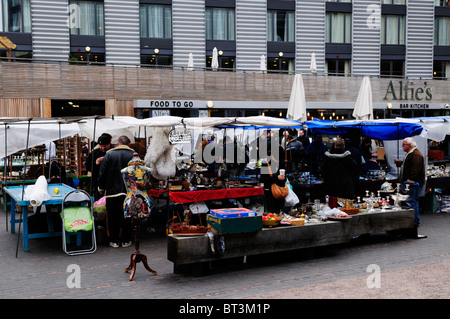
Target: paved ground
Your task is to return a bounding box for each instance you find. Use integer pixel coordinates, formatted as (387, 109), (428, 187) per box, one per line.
(0, 208), (448, 303)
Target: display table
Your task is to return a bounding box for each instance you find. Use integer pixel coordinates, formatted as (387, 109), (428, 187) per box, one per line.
(167, 209), (415, 275)
(4, 183), (75, 252)
(168, 187), (263, 204)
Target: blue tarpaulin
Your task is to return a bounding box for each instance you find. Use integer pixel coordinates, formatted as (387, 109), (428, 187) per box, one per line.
(305, 118), (424, 140)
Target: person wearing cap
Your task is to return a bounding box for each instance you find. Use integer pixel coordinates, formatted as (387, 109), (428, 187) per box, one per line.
(98, 135), (135, 248)
(86, 133), (114, 200)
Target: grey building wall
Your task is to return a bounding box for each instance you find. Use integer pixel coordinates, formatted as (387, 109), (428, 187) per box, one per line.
(406, 0), (435, 79)
(31, 0), (70, 61)
(352, 0), (381, 76)
(104, 0), (140, 66)
(172, 0), (205, 69)
(296, 0), (326, 74)
(235, 0), (267, 72)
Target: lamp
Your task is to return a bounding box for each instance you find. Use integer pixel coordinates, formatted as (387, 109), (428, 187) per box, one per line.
(387, 103), (393, 109)
(154, 48), (159, 66)
(85, 46), (91, 63)
(206, 101), (214, 108)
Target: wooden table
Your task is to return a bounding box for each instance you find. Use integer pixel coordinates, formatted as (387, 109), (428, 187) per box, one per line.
(167, 208), (415, 275)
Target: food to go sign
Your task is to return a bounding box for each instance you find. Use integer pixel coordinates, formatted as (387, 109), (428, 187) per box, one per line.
(149, 100), (195, 108)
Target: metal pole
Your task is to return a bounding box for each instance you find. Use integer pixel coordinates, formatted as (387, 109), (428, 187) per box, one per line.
(16, 119), (31, 258)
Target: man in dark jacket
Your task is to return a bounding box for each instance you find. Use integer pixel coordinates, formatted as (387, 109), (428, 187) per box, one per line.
(98, 135), (135, 248)
(394, 137), (425, 227)
(86, 133), (114, 200)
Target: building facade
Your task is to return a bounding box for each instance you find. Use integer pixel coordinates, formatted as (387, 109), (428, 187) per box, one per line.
(1, 0), (450, 119)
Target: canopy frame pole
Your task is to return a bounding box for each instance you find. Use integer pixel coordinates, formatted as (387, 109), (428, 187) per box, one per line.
(89, 117), (98, 197)
(4, 123), (8, 231)
(16, 119), (31, 258)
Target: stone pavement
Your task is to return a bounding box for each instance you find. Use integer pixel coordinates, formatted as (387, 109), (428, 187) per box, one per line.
(0, 208), (449, 301)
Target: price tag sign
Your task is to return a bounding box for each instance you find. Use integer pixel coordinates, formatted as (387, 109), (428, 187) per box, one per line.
(168, 128), (191, 144)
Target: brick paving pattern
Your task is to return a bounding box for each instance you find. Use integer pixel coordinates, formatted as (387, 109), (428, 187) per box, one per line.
(0, 208), (449, 299)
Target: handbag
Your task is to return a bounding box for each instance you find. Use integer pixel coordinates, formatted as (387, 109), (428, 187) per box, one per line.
(267, 162), (289, 200)
(271, 183), (289, 199)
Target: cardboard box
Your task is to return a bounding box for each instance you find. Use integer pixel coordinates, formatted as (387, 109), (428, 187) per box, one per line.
(207, 214), (262, 234)
(209, 207), (257, 218)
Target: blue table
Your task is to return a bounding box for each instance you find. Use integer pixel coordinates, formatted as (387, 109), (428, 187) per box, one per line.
(4, 183), (75, 252)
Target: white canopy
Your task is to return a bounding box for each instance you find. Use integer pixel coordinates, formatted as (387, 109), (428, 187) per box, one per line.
(1, 115), (448, 159)
(0, 118), (81, 159)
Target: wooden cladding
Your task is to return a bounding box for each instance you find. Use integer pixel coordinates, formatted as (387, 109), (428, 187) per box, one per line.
(1, 61), (450, 120)
(0, 98), (40, 117)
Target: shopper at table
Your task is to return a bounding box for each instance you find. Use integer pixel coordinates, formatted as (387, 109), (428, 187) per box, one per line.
(394, 137), (425, 227)
(323, 138), (358, 199)
(304, 133), (327, 177)
(260, 144), (286, 214)
(297, 128), (310, 149)
(98, 135), (135, 248)
(86, 133), (114, 200)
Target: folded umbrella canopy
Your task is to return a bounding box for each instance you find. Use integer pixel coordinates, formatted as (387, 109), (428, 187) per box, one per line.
(353, 76), (373, 121)
(287, 73), (307, 122)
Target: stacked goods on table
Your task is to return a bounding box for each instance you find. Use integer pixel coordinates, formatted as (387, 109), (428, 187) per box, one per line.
(207, 208), (262, 234)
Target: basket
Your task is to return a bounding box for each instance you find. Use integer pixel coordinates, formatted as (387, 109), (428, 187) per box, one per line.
(262, 218), (281, 227)
(289, 219), (305, 226)
(339, 208), (359, 215)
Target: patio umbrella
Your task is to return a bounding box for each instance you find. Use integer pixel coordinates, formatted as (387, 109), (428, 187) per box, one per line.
(287, 73), (307, 122)
(260, 55), (266, 72)
(310, 52), (317, 75)
(353, 76), (374, 120)
(187, 53), (194, 71)
(211, 47), (219, 71)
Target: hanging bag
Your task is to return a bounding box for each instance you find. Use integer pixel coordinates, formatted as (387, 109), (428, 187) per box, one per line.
(267, 162), (289, 200)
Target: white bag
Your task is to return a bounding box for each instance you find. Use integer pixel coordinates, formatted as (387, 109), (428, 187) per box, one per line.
(284, 179), (299, 207)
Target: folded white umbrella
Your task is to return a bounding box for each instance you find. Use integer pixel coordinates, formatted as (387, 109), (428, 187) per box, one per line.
(287, 73), (307, 122)
(352, 76), (374, 120)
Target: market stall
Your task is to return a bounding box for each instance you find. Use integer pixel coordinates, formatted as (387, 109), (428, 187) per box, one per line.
(168, 208), (416, 275)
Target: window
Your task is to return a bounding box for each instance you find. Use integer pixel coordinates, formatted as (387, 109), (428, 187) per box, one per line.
(140, 4), (172, 38)
(0, 0), (31, 32)
(433, 61), (450, 79)
(327, 0), (351, 2)
(206, 54), (235, 71)
(141, 54), (172, 67)
(267, 56), (295, 73)
(382, 0), (405, 4)
(380, 60), (404, 77)
(206, 7), (235, 41)
(325, 59), (350, 76)
(435, 17), (450, 45)
(435, 0), (450, 6)
(69, 0), (104, 36)
(267, 10), (295, 42)
(325, 12), (351, 44)
(381, 15), (405, 45)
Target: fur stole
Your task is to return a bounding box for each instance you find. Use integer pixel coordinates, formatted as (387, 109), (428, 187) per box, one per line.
(144, 127), (176, 180)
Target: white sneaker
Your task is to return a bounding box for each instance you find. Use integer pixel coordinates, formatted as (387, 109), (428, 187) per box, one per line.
(109, 242), (120, 248)
(122, 241), (132, 248)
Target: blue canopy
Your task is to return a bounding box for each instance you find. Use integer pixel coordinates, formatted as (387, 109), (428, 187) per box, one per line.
(305, 118), (424, 140)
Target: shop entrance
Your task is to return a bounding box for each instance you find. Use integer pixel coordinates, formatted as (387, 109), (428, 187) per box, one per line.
(51, 100), (105, 117)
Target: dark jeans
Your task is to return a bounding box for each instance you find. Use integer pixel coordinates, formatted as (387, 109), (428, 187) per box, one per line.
(406, 184), (421, 226)
(106, 195), (132, 244)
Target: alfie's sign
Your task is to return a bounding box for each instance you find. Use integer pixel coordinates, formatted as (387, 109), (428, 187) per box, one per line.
(384, 80), (432, 101)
